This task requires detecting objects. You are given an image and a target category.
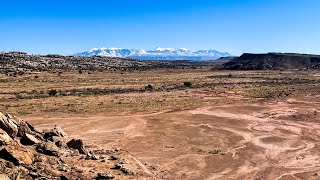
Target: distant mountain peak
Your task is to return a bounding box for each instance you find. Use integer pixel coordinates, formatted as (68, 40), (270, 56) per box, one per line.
(76, 47), (232, 61)
(108, 47), (123, 51)
(154, 47), (176, 51)
(88, 48), (100, 52)
(179, 48), (189, 51)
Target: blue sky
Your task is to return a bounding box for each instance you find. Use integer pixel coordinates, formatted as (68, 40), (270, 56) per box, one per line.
(1, 0), (319, 55)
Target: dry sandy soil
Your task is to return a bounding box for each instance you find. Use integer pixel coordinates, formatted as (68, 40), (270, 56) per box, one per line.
(23, 96), (320, 180)
(2, 70), (320, 179)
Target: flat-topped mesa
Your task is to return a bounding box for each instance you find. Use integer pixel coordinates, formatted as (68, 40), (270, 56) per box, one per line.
(221, 52), (320, 70)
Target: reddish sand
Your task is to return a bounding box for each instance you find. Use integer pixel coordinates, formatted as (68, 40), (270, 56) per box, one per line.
(23, 96), (320, 179)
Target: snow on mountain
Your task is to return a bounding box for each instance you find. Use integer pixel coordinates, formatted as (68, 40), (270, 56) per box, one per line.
(75, 47), (231, 61)
(194, 49), (231, 57)
(146, 47), (193, 56)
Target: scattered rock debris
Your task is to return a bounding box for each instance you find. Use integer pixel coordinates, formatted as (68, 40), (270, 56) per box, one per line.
(0, 112), (139, 179)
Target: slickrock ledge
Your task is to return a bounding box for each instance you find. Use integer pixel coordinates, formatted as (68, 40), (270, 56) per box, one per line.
(0, 112), (142, 179)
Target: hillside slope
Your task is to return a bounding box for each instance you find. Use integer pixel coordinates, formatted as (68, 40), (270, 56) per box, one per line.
(0, 52), (215, 75)
(221, 53), (320, 70)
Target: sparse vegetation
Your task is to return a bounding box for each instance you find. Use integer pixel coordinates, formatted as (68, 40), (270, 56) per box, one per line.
(1, 65), (320, 179)
(183, 81), (192, 87)
(209, 149), (222, 155)
(145, 84), (154, 91)
(48, 89), (58, 96)
(0, 69), (319, 115)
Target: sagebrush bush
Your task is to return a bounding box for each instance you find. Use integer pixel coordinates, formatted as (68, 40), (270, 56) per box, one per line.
(48, 89), (58, 96)
(145, 84), (154, 90)
(183, 82), (192, 87)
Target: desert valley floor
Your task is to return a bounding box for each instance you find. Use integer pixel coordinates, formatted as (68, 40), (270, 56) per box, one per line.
(2, 69), (320, 179)
(24, 97), (320, 179)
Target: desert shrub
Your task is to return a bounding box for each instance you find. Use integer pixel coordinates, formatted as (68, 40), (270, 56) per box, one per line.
(18, 71), (24, 76)
(209, 149), (222, 154)
(15, 94), (23, 99)
(48, 89), (58, 96)
(183, 81), (192, 87)
(145, 84), (153, 90)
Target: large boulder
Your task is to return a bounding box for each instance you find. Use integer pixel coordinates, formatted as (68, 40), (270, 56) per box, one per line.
(0, 144), (34, 165)
(0, 174), (10, 180)
(67, 139), (88, 154)
(95, 172), (114, 179)
(54, 125), (68, 138)
(17, 120), (32, 137)
(20, 133), (40, 145)
(0, 112), (18, 138)
(50, 136), (67, 148)
(37, 142), (61, 156)
(0, 129), (13, 146)
(44, 125), (68, 140)
(13, 117), (43, 140)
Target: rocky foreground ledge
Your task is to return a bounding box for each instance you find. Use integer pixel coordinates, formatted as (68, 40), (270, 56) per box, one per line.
(0, 112), (139, 180)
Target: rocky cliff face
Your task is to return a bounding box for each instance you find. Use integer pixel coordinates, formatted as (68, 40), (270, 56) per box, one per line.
(221, 53), (320, 70)
(0, 112), (146, 179)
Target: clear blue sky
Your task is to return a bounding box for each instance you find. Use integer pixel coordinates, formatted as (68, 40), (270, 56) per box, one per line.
(1, 0), (319, 55)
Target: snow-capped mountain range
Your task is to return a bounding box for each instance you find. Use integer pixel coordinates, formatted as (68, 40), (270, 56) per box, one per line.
(75, 47), (231, 61)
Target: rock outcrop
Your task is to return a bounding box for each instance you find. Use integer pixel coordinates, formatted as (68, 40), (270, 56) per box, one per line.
(0, 129), (13, 146)
(0, 144), (34, 165)
(20, 133), (40, 145)
(0, 112), (138, 179)
(67, 139), (88, 155)
(0, 112), (18, 138)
